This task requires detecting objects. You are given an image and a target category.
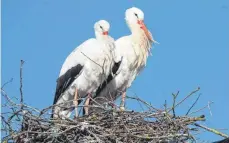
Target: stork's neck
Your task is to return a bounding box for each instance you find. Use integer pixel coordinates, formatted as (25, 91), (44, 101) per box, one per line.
(95, 31), (107, 41)
(130, 26), (152, 67)
(95, 32), (119, 63)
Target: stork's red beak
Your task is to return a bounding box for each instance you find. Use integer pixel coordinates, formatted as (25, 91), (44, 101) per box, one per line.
(137, 20), (152, 42)
(103, 31), (108, 35)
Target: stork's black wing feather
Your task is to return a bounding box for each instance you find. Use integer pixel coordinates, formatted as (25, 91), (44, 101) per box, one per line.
(95, 60), (122, 98)
(53, 64), (83, 105)
(83, 60), (122, 115)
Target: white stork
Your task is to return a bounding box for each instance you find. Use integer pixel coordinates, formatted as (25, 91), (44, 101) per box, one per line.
(89, 7), (157, 113)
(51, 20), (120, 118)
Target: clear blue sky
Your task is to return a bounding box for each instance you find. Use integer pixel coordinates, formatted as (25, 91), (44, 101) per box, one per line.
(2, 0), (229, 141)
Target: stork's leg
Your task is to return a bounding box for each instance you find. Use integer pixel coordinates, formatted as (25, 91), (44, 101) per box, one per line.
(84, 93), (91, 116)
(120, 91), (126, 111)
(74, 88), (78, 118)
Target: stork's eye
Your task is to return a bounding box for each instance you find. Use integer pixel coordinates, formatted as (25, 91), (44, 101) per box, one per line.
(134, 13), (138, 18)
(100, 25), (103, 29)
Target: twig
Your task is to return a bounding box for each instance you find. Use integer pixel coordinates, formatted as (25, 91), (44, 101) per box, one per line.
(186, 93), (201, 115)
(189, 101), (214, 115)
(126, 95), (160, 111)
(20, 60), (25, 110)
(208, 101), (213, 116)
(81, 52), (103, 68)
(1, 78), (13, 89)
(168, 87), (200, 112)
(172, 91), (179, 117)
(134, 94), (145, 112)
(194, 123), (228, 138)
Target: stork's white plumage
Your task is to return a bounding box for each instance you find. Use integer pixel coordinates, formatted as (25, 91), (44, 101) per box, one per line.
(52, 20), (120, 119)
(90, 7), (156, 112)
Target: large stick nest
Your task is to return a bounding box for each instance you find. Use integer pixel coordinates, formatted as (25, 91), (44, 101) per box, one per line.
(2, 88), (228, 143)
(2, 96), (205, 143)
(1, 61), (228, 143)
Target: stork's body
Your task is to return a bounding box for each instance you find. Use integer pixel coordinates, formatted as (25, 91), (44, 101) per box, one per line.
(52, 20), (119, 119)
(90, 7), (156, 113)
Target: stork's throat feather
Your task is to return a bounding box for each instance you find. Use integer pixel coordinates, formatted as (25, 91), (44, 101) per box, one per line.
(132, 29), (152, 68)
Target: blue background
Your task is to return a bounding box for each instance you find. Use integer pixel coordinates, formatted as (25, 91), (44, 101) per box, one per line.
(2, 0), (229, 142)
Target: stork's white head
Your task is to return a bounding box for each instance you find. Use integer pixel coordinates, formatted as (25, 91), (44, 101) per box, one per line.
(94, 20), (119, 62)
(94, 20), (110, 39)
(125, 7), (152, 41)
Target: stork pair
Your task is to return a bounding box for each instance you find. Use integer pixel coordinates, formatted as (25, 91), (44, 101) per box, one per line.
(51, 7), (156, 119)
